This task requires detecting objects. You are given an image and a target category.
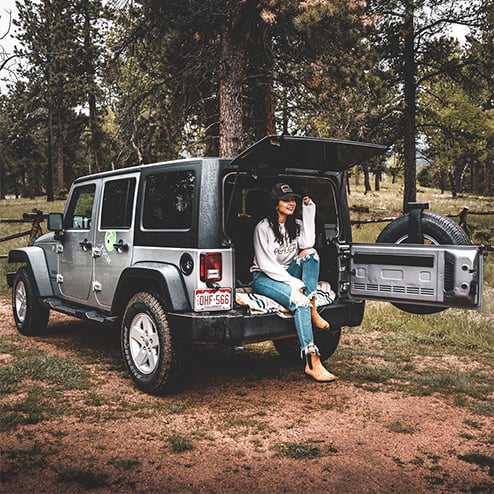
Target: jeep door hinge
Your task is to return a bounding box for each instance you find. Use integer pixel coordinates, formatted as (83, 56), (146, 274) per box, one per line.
(55, 244), (63, 254)
(56, 274), (63, 283)
(92, 281), (102, 292)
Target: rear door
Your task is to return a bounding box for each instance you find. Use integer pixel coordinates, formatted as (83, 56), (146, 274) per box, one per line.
(348, 243), (483, 310)
(93, 173), (139, 308)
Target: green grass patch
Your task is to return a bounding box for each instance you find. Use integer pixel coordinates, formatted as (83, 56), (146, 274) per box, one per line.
(168, 433), (194, 452)
(278, 441), (321, 460)
(0, 197), (65, 293)
(1, 386), (62, 431)
(386, 420), (417, 434)
(410, 368), (490, 399)
(458, 453), (494, 476)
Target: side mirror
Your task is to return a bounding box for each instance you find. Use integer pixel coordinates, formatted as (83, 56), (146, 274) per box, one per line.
(47, 213), (64, 233)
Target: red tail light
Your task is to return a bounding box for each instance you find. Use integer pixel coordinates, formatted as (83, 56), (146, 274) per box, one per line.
(200, 252), (222, 282)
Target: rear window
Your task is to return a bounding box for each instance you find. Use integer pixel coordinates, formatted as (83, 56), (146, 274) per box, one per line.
(142, 170), (196, 230)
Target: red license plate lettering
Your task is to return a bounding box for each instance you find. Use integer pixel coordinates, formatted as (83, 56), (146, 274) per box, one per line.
(195, 288), (231, 311)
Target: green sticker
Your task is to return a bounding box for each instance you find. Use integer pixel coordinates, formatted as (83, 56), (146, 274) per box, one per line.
(105, 230), (116, 252)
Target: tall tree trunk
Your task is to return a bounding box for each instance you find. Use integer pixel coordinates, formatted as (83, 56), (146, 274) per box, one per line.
(402, 6), (417, 212)
(55, 115), (65, 197)
(363, 164), (372, 194)
(88, 92), (103, 173)
(46, 108), (54, 202)
(219, 34), (246, 157)
(218, 1), (257, 157)
(375, 171), (381, 191)
(204, 95), (219, 157)
(249, 24), (275, 139)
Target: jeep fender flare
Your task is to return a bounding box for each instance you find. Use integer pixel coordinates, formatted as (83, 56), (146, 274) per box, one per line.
(7, 247), (54, 297)
(113, 262), (190, 315)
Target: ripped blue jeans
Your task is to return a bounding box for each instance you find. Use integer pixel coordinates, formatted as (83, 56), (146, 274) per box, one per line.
(252, 252), (320, 353)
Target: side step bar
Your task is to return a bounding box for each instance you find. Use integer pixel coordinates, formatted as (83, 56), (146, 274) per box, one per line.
(43, 298), (117, 327)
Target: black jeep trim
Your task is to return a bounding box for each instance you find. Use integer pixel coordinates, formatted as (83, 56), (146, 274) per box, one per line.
(168, 300), (365, 346)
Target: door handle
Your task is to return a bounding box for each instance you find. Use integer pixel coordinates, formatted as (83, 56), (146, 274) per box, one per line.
(114, 239), (129, 253)
(79, 238), (92, 252)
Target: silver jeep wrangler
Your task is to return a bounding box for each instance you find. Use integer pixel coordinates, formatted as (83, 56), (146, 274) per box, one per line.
(7, 136), (483, 394)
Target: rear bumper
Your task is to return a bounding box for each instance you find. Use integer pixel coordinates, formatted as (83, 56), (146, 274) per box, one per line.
(169, 300), (365, 346)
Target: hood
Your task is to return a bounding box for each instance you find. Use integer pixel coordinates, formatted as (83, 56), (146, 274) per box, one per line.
(231, 135), (387, 172)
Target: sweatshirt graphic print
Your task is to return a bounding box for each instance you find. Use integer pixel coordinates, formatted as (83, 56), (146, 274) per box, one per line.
(251, 201), (316, 291)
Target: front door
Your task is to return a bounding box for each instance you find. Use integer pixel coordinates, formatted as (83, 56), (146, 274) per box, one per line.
(348, 243), (483, 310)
(58, 182), (98, 301)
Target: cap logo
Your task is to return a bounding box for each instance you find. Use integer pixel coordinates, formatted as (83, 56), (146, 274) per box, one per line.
(280, 184), (292, 194)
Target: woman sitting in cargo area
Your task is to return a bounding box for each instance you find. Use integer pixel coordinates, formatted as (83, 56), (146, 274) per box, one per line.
(250, 183), (337, 382)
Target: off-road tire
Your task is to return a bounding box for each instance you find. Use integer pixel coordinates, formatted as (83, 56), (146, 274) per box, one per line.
(12, 267), (50, 336)
(121, 291), (182, 395)
(376, 212), (471, 314)
(273, 328), (341, 363)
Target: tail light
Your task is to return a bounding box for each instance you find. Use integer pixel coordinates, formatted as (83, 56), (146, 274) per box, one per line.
(200, 252), (222, 282)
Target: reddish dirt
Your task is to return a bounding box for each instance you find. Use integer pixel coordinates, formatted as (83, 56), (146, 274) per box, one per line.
(0, 296), (493, 493)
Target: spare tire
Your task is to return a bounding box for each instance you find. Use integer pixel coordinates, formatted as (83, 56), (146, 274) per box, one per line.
(376, 212), (470, 314)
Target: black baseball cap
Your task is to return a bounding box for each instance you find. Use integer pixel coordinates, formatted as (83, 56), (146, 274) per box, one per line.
(271, 183), (300, 201)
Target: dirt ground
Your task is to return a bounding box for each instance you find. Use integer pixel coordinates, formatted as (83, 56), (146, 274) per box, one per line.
(1, 295), (493, 494)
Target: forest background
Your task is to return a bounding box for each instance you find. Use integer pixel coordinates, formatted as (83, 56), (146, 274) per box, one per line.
(0, 0), (492, 211)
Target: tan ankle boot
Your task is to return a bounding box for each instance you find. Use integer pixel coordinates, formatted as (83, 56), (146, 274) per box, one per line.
(305, 352), (337, 382)
(310, 299), (330, 329)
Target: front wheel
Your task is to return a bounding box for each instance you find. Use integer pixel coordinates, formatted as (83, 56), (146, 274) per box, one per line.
(273, 328), (341, 363)
(121, 292), (182, 394)
(12, 267), (49, 336)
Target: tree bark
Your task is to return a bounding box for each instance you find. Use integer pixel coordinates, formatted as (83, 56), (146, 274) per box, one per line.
(402, 6), (417, 212)
(363, 164), (372, 194)
(218, 1), (257, 157)
(46, 108), (54, 202)
(88, 92), (103, 173)
(219, 34), (246, 157)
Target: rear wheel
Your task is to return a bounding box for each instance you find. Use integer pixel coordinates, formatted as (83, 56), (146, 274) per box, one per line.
(376, 212), (471, 314)
(12, 267), (49, 336)
(121, 292), (182, 394)
(273, 328), (341, 363)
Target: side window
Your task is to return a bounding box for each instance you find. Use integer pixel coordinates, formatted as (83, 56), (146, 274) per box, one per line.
(101, 178), (136, 229)
(64, 184), (96, 230)
(143, 170), (195, 230)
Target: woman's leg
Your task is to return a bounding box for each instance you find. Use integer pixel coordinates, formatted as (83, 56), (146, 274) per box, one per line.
(252, 271), (337, 383)
(287, 249), (320, 298)
(252, 272), (314, 350)
(288, 250), (330, 330)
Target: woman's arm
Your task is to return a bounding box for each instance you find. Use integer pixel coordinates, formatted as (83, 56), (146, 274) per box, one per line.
(298, 198), (316, 249)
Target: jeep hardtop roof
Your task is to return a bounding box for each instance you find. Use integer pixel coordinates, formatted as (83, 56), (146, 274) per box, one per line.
(72, 136), (386, 185)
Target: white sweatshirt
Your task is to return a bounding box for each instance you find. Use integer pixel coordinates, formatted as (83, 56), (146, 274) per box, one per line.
(250, 200), (316, 291)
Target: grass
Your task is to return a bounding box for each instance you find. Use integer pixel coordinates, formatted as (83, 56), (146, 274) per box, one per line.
(457, 453), (494, 476)
(0, 196), (65, 292)
(278, 441), (321, 460)
(168, 432), (194, 452)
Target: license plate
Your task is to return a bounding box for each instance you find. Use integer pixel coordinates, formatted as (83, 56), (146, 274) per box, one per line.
(194, 288), (232, 311)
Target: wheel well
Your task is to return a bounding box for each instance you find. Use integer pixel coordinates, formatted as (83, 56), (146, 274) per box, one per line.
(112, 276), (163, 319)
